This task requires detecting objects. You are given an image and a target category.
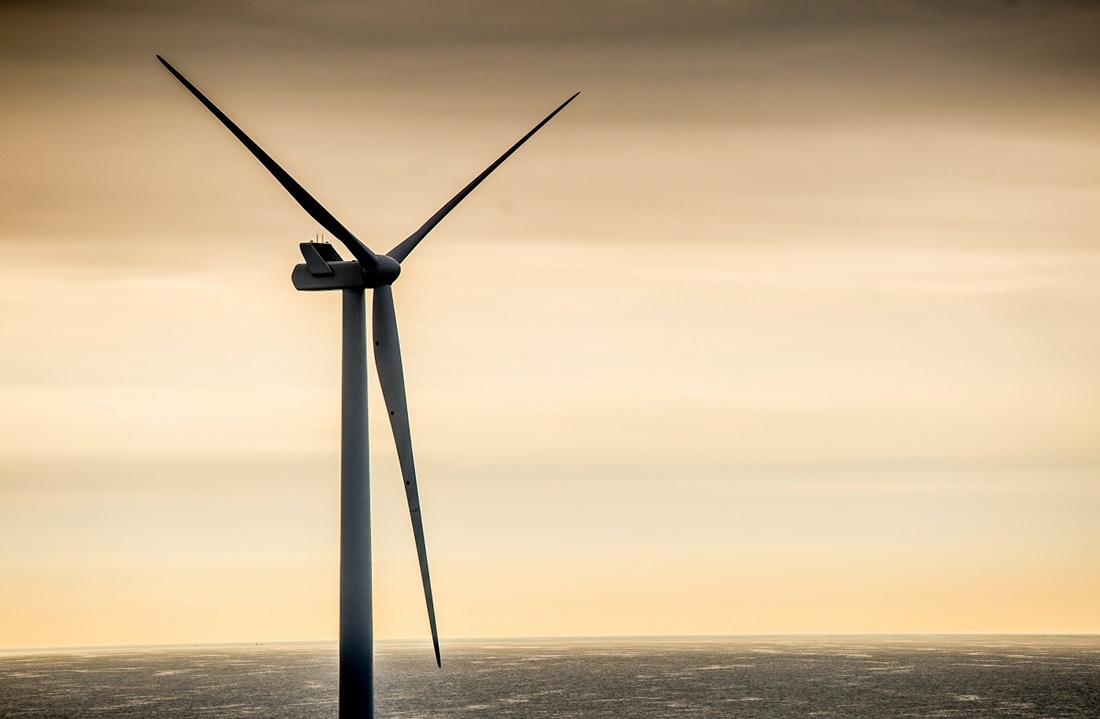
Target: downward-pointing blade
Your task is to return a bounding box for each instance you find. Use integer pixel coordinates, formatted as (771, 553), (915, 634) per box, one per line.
(387, 92), (580, 263)
(156, 55), (379, 270)
(372, 285), (440, 667)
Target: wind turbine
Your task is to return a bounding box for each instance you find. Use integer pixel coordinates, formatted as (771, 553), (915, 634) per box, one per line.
(156, 55), (576, 719)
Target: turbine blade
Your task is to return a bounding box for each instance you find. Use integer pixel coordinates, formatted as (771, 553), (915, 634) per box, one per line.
(387, 92), (580, 263)
(372, 285), (441, 667)
(156, 55), (379, 270)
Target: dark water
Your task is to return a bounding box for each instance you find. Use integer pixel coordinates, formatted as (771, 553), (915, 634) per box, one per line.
(1, 636), (1097, 718)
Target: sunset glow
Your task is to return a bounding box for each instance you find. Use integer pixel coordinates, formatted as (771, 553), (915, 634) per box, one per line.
(2, 1), (1098, 649)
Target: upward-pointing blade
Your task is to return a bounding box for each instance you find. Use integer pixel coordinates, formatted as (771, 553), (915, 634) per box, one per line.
(387, 92), (580, 263)
(372, 285), (440, 667)
(156, 55), (380, 270)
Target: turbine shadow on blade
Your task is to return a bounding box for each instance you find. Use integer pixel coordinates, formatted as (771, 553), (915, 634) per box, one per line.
(157, 53), (577, 716)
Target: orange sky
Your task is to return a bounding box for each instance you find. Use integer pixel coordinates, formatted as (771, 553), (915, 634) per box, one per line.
(1, 1), (1099, 649)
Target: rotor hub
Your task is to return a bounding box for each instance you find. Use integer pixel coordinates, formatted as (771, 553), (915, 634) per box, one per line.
(363, 254), (401, 287)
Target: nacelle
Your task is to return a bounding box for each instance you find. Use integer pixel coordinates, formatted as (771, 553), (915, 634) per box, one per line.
(292, 260), (363, 291)
(292, 242), (401, 291)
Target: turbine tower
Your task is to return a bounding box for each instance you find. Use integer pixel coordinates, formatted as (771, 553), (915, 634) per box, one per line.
(157, 55), (576, 719)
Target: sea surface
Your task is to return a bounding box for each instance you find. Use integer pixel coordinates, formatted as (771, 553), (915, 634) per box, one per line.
(1, 636), (1097, 718)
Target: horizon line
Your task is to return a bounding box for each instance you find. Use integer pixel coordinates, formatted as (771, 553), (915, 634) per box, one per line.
(4, 632), (1098, 654)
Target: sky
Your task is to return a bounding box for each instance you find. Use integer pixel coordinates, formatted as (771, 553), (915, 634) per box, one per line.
(1, 0), (1099, 649)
